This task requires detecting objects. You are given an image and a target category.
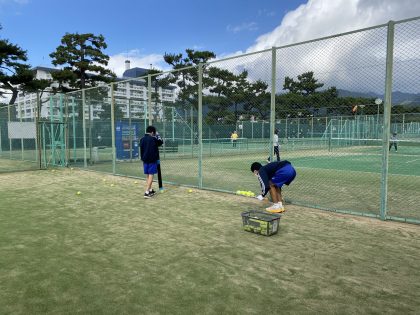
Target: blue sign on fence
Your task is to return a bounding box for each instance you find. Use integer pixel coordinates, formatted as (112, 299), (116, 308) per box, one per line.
(115, 122), (139, 159)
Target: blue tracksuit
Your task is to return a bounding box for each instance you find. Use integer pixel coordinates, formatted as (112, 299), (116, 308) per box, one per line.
(257, 161), (296, 197)
(140, 134), (163, 163)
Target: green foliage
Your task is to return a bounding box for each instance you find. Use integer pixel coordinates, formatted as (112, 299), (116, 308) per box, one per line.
(0, 27), (34, 105)
(50, 33), (115, 91)
(164, 49), (216, 107)
(283, 71), (324, 95)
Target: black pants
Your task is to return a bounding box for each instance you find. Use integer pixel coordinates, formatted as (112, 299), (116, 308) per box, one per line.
(389, 142), (397, 151)
(232, 140), (237, 147)
(274, 146), (280, 161)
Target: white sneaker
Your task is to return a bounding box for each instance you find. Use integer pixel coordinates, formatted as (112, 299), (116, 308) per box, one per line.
(265, 203), (285, 213)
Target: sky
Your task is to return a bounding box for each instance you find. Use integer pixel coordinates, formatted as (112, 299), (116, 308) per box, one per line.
(1, 0), (420, 91)
(0, 0), (304, 75)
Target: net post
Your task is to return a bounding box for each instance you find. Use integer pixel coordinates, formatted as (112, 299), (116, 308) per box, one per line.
(380, 20), (395, 221)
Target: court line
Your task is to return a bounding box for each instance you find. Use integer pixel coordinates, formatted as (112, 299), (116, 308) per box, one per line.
(406, 158), (420, 164)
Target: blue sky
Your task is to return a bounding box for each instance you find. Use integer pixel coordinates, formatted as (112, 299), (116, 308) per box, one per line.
(0, 0), (305, 72)
(1, 0), (420, 82)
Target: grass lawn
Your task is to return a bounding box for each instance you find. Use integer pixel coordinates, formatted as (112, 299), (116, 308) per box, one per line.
(1, 169), (420, 314)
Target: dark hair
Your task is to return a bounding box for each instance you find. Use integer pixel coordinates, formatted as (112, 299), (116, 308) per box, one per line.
(146, 126), (156, 134)
(274, 129), (279, 134)
(250, 162), (262, 172)
(393, 132), (397, 135)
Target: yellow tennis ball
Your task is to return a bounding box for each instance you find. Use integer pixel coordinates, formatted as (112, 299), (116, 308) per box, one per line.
(188, 189), (193, 193)
(110, 184), (115, 187)
(134, 181), (138, 184)
(76, 191), (81, 195)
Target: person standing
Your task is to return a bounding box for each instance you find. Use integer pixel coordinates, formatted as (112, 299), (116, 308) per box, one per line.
(389, 132), (398, 152)
(231, 130), (238, 148)
(140, 126), (163, 198)
(267, 129), (280, 162)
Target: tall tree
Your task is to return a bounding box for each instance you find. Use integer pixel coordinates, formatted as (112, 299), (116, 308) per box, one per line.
(0, 27), (34, 107)
(164, 49), (216, 107)
(49, 33), (115, 92)
(50, 33), (115, 163)
(283, 71), (324, 96)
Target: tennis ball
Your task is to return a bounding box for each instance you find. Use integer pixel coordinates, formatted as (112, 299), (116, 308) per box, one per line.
(134, 181), (138, 184)
(76, 191), (81, 195)
(110, 184), (115, 187)
(102, 179), (107, 182)
(70, 167), (74, 170)
(188, 189), (193, 193)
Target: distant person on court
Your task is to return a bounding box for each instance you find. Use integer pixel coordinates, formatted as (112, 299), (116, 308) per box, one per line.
(231, 130), (238, 147)
(140, 126), (163, 199)
(251, 160), (296, 213)
(389, 132), (398, 152)
(268, 128), (280, 162)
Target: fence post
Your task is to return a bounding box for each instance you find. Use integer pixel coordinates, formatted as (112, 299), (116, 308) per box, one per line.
(49, 96), (55, 165)
(198, 63), (203, 189)
(128, 98), (132, 162)
(8, 104), (11, 158)
(82, 90), (87, 168)
(36, 92), (41, 168)
(172, 107), (175, 141)
(71, 97), (76, 163)
(270, 47), (276, 161)
(19, 100), (23, 160)
(110, 83), (116, 174)
(148, 74), (152, 125)
(380, 20), (395, 221)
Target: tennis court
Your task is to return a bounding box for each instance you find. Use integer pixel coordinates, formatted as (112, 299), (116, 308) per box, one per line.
(1, 169), (420, 314)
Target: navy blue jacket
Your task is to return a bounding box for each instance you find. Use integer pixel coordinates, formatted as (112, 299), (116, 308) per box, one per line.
(140, 134), (163, 163)
(257, 160), (291, 196)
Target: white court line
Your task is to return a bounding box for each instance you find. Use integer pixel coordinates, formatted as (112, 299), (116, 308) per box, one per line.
(406, 158), (420, 164)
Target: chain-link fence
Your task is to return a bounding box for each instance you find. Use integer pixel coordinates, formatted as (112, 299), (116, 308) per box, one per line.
(1, 17), (420, 224)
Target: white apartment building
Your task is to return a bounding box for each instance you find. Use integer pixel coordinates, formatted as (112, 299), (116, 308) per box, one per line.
(115, 60), (176, 120)
(15, 61), (176, 120)
(15, 67), (57, 120)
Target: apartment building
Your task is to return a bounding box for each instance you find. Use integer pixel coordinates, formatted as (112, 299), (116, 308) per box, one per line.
(15, 61), (176, 120)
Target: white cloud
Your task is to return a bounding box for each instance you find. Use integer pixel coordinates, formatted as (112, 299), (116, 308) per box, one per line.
(227, 22), (258, 34)
(214, 0), (420, 94)
(248, 0), (420, 52)
(107, 50), (169, 78)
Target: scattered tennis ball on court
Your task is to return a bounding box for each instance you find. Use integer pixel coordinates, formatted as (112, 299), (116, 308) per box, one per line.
(102, 179), (107, 182)
(110, 184), (115, 187)
(188, 189), (193, 193)
(76, 191), (82, 195)
(70, 167), (74, 170)
(134, 181), (138, 184)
